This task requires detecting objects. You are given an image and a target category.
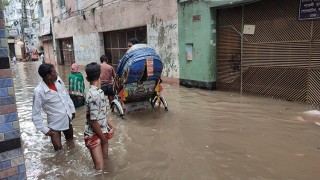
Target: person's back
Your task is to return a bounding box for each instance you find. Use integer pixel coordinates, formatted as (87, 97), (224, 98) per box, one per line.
(69, 73), (84, 94)
(69, 63), (85, 108)
(100, 55), (116, 106)
(100, 63), (115, 85)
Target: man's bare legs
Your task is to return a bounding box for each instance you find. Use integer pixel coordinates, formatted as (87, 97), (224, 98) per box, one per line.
(102, 140), (109, 158)
(108, 95), (114, 107)
(63, 123), (74, 140)
(50, 124), (73, 151)
(50, 131), (62, 151)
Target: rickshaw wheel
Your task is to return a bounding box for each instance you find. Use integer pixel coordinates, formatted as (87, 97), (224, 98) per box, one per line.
(152, 95), (168, 111)
(111, 102), (125, 119)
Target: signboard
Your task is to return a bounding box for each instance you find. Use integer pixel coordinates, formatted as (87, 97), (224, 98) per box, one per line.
(243, 25), (256, 35)
(185, 44), (193, 61)
(39, 18), (51, 36)
(299, 0), (320, 20)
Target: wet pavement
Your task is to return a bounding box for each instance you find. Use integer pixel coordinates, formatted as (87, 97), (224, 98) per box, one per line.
(12, 61), (320, 180)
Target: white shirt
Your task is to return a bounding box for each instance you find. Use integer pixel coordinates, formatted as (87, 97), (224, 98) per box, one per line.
(32, 76), (75, 134)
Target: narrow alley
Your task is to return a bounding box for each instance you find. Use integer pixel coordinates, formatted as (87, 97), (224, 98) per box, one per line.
(13, 61), (320, 180)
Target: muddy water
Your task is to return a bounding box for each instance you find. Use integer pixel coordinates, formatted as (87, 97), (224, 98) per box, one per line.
(12, 61), (320, 180)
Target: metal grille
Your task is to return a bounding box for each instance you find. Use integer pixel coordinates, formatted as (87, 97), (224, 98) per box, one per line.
(59, 38), (75, 65)
(217, 26), (241, 92)
(103, 27), (147, 68)
(217, 0), (320, 104)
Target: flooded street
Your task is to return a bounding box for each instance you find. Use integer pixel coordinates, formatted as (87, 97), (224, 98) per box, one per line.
(13, 61), (320, 180)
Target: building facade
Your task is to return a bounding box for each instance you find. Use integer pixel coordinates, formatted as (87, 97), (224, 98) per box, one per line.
(178, 0), (256, 90)
(38, 0), (56, 64)
(179, 0), (320, 104)
(4, 0), (41, 60)
(41, 0), (179, 83)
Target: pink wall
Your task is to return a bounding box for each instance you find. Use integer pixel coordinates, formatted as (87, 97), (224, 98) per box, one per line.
(52, 0), (177, 39)
(49, 0), (179, 82)
(65, 0), (76, 12)
(44, 41), (55, 65)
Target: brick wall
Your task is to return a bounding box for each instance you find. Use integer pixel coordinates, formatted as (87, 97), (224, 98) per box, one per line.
(0, 7), (26, 180)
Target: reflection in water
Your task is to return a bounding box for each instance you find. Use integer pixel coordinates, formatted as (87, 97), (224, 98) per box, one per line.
(13, 61), (320, 179)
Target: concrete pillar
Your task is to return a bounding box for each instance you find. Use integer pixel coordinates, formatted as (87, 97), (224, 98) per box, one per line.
(0, 8), (26, 179)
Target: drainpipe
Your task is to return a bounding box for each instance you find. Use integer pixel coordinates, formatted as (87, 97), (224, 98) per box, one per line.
(240, 5), (244, 94)
(21, 0), (28, 59)
(49, 0), (58, 64)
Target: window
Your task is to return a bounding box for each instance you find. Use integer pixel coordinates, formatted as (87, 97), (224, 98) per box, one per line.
(103, 26), (147, 68)
(38, 1), (44, 17)
(59, 0), (65, 7)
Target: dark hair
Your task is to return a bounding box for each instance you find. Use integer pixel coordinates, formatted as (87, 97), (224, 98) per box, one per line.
(85, 62), (101, 81)
(38, 63), (54, 79)
(100, 55), (108, 63)
(100, 53), (112, 63)
(128, 38), (139, 45)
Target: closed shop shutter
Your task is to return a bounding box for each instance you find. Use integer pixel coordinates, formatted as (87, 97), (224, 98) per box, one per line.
(217, 0), (320, 104)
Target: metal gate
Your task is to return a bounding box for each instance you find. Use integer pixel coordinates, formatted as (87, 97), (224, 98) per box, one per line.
(217, 0), (320, 104)
(59, 38), (75, 65)
(103, 26), (147, 68)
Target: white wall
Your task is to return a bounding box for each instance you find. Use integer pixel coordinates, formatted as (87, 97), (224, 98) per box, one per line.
(148, 20), (179, 78)
(73, 32), (104, 66)
(14, 43), (22, 59)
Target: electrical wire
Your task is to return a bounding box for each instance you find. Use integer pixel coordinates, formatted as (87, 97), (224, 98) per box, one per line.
(53, 0), (153, 22)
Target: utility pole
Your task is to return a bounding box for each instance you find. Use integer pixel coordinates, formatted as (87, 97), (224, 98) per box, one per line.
(21, 0), (28, 59)
(50, 0), (58, 64)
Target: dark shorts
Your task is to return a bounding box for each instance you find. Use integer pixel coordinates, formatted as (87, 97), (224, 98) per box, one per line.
(101, 84), (115, 96)
(70, 96), (85, 108)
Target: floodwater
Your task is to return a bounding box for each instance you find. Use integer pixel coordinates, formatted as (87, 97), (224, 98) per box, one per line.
(12, 61), (320, 180)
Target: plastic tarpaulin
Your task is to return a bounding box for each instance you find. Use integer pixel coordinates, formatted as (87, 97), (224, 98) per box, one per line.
(116, 44), (163, 84)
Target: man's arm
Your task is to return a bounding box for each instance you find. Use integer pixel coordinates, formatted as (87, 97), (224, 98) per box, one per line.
(32, 91), (50, 134)
(91, 120), (108, 144)
(89, 95), (108, 143)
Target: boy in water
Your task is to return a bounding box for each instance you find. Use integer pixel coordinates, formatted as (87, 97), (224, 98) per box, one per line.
(84, 62), (115, 170)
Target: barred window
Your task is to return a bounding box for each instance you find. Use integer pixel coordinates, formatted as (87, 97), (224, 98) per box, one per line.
(103, 26), (147, 68)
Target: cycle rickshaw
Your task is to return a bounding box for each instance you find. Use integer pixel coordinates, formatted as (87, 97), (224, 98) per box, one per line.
(111, 44), (168, 118)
